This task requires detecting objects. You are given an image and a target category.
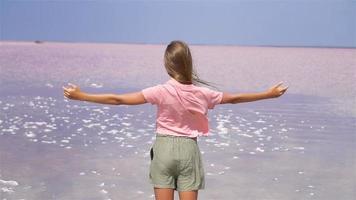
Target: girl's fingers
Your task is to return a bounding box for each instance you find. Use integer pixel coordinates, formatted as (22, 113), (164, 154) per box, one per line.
(280, 86), (288, 94)
(275, 82), (283, 88)
(63, 87), (72, 93)
(279, 86), (287, 91)
(68, 83), (77, 89)
(64, 84), (77, 92)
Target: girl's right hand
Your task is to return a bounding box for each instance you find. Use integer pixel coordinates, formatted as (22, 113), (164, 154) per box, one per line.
(266, 82), (288, 98)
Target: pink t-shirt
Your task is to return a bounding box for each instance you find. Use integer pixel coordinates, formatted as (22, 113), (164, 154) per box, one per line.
(141, 78), (223, 138)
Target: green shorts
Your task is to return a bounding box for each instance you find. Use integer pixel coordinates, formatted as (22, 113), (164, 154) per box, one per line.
(149, 133), (205, 192)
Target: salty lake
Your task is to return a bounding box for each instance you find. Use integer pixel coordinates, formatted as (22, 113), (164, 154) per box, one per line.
(0, 41), (355, 200)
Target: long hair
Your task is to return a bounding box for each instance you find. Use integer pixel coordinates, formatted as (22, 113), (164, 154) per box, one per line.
(164, 40), (218, 89)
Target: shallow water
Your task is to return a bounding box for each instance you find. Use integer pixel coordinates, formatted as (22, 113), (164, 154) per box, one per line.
(0, 42), (355, 200)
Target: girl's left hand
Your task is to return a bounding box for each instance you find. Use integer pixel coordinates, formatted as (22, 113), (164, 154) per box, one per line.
(266, 82), (288, 98)
(63, 83), (83, 100)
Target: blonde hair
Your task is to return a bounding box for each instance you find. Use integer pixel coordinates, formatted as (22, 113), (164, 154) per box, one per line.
(164, 40), (216, 88)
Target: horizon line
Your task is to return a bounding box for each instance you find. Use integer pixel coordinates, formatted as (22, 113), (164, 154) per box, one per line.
(1, 39), (355, 50)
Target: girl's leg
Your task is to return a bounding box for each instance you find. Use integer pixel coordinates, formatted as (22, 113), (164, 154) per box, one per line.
(154, 187), (174, 200)
(178, 190), (198, 200)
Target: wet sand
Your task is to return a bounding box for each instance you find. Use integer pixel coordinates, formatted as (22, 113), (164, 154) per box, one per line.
(0, 41), (355, 200)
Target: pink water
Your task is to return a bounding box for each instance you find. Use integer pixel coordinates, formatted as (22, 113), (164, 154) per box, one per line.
(0, 41), (355, 199)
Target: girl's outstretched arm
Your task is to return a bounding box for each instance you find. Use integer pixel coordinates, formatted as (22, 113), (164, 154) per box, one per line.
(221, 82), (288, 104)
(63, 83), (146, 105)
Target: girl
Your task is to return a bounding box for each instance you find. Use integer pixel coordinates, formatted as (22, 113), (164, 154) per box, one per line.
(63, 40), (288, 200)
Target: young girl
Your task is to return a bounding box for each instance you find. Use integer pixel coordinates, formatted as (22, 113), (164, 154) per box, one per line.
(63, 40), (288, 200)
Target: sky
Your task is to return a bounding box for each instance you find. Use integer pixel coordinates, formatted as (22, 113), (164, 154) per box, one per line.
(0, 0), (355, 47)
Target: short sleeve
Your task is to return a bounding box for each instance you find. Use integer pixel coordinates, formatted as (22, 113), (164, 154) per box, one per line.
(205, 88), (223, 109)
(141, 85), (162, 105)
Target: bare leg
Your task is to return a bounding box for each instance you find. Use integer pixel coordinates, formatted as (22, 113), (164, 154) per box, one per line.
(179, 190), (198, 200)
(154, 187), (174, 200)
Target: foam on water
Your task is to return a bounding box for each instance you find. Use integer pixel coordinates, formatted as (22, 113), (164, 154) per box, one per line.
(0, 179), (19, 194)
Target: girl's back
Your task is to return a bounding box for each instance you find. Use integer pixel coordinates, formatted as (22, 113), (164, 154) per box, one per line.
(142, 77), (223, 138)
